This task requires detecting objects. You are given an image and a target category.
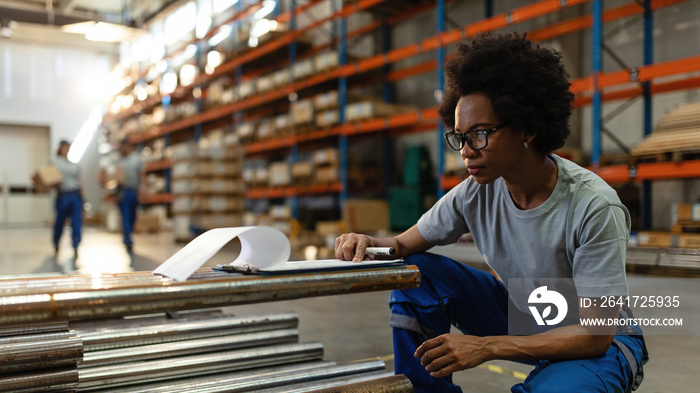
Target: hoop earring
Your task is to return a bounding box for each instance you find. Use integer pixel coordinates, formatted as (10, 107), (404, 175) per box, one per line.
(523, 142), (529, 149)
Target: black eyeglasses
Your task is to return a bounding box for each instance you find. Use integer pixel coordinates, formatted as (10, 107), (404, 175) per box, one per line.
(444, 121), (511, 151)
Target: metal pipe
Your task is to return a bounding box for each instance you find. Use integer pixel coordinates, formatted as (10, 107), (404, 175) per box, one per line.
(254, 371), (397, 393)
(182, 360), (387, 393)
(305, 374), (414, 393)
(99, 359), (387, 393)
(0, 366), (79, 392)
(81, 328), (299, 367)
(78, 312), (298, 351)
(77, 342), (324, 391)
(0, 267), (420, 326)
(100, 361), (337, 393)
(0, 321), (69, 337)
(0, 333), (83, 373)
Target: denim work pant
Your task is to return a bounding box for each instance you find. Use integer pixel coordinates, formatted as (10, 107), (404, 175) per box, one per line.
(118, 188), (138, 247)
(53, 191), (82, 249)
(390, 252), (647, 393)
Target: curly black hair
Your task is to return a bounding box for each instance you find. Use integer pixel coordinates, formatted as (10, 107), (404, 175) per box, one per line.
(438, 32), (574, 154)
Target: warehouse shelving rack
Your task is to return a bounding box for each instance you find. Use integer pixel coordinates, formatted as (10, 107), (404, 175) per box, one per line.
(105, 0), (700, 230)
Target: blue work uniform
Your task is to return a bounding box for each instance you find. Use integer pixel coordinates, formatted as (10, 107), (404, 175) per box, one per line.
(390, 253), (649, 393)
(52, 157), (82, 251)
(117, 152), (143, 249)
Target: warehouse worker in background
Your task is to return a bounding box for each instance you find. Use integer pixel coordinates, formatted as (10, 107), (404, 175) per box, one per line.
(53, 140), (82, 258)
(117, 139), (145, 254)
(335, 32), (648, 393)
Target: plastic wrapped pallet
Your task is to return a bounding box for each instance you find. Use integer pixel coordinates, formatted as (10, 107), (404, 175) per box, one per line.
(314, 91), (339, 110)
(315, 110), (339, 128)
(293, 59), (314, 80)
(269, 162), (292, 186)
(314, 51), (339, 73)
(272, 69), (291, 87)
(292, 99), (315, 125)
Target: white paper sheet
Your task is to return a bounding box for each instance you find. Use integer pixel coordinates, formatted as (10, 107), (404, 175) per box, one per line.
(153, 226), (402, 281)
(153, 226), (290, 281)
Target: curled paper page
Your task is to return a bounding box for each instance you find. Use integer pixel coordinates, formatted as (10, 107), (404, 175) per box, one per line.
(153, 226), (290, 281)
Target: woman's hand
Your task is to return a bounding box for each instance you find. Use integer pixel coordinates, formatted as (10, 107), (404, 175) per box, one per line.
(334, 233), (374, 262)
(414, 334), (492, 378)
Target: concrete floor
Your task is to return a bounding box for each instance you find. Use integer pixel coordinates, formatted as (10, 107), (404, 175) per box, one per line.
(1, 225), (698, 392)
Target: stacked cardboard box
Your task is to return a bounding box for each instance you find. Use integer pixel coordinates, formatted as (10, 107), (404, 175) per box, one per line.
(313, 148), (339, 184)
(170, 131), (244, 242)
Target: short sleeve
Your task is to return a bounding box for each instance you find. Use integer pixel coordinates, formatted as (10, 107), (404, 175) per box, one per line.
(417, 181), (469, 246)
(572, 204), (630, 297)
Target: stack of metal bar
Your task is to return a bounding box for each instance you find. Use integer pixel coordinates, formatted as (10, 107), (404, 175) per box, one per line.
(0, 268), (420, 392)
(0, 322), (82, 392)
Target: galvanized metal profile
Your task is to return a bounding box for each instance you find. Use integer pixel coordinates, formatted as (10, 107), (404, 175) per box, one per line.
(80, 328), (300, 367)
(0, 267), (420, 326)
(77, 342), (325, 391)
(77, 312), (299, 351)
(99, 360), (387, 393)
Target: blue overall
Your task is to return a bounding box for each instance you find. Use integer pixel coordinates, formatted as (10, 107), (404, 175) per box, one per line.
(53, 190), (82, 250)
(390, 253), (648, 393)
(118, 188), (138, 248)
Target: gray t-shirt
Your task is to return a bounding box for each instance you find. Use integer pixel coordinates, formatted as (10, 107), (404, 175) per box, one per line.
(119, 152), (143, 190)
(53, 157), (80, 192)
(417, 154), (630, 299)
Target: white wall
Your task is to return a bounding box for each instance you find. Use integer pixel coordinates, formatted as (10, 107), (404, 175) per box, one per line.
(0, 41), (116, 219)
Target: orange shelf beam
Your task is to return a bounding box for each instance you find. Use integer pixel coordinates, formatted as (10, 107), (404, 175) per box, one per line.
(246, 183), (342, 199)
(140, 193), (173, 204)
(528, 0), (688, 41)
(144, 159), (172, 172)
(593, 160), (700, 183)
(441, 175), (464, 190)
(574, 75), (700, 107)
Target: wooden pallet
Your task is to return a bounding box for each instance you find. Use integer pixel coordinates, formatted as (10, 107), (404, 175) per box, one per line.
(631, 101), (700, 157)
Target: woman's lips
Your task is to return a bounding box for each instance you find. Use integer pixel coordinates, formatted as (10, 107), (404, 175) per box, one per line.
(467, 165), (484, 176)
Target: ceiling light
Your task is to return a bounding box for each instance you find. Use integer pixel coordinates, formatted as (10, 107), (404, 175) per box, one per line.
(62, 21), (96, 35)
(208, 25), (232, 47)
(253, 0), (276, 20)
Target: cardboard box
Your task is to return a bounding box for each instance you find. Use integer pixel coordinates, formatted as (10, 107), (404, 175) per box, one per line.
(33, 165), (63, 193)
(313, 148), (339, 166)
(291, 99), (314, 125)
(672, 203), (693, 223)
(269, 162), (291, 186)
(272, 69), (291, 87)
(637, 231), (674, 248)
(98, 166), (125, 190)
(198, 196), (244, 212)
(314, 51), (338, 73)
(313, 91), (338, 110)
(315, 110), (339, 128)
(343, 199), (389, 233)
(345, 101), (400, 122)
(678, 233), (700, 249)
(292, 162), (313, 180)
(270, 205), (292, 219)
(314, 165), (338, 184)
(292, 59), (314, 80)
(196, 214), (243, 229)
(134, 213), (160, 233)
(316, 220), (343, 237)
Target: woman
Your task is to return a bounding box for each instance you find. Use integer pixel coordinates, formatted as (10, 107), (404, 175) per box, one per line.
(53, 140), (82, 258)
(335, 33), (647, 393)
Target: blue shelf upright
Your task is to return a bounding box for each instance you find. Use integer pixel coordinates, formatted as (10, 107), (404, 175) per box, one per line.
(338, 0), (349, 206)
(436, 0), (446, 199)
(591, 0), (603, 173)
(642, 0), (654, 229)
